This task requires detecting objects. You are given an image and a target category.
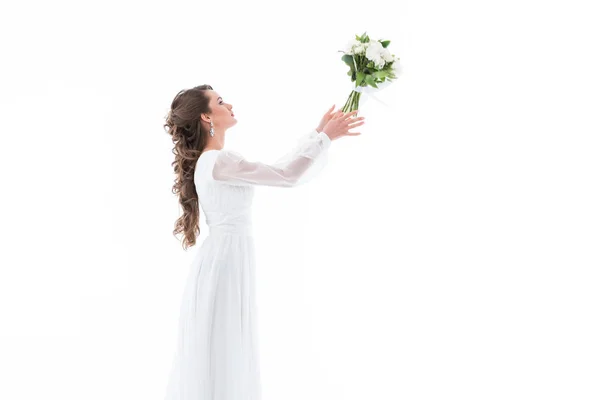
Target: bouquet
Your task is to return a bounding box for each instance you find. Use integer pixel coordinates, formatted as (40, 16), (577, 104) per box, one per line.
(339, 32), (401, 113)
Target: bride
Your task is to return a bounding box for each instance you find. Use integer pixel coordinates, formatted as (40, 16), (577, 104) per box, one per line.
(162, 84), (365, 400)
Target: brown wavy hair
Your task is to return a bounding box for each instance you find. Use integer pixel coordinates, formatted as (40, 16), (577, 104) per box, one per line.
(163, 84), (214, 250)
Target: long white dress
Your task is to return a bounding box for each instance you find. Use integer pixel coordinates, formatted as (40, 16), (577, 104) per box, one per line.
(164, 129), (332, 400)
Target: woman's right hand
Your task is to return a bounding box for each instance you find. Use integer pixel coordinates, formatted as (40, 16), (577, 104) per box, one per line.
(322, 110), (365, 141)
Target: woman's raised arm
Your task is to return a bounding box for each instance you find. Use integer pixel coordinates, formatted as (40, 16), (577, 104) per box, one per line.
(211, 129), (332, 187)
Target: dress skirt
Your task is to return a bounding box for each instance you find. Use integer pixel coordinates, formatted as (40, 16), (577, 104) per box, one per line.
(164, 227), (261, 400)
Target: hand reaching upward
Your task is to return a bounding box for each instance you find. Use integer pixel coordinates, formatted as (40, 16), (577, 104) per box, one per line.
(321, 109), (365, 141)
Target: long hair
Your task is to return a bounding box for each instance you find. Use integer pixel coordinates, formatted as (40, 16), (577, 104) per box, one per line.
(163, 84), (213, 250)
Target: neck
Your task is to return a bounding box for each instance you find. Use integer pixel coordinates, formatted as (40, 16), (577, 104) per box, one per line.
(205, 131), (225, 150)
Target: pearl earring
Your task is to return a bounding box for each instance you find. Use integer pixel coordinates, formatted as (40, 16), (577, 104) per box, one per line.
(209, 120), (214, 137)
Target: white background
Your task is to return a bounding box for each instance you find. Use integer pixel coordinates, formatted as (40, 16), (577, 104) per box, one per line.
(1, 0), (599, 399)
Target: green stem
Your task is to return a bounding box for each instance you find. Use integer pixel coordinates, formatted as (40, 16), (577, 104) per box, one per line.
(342, 89), (361, 113)
(342, 92), (351, 112)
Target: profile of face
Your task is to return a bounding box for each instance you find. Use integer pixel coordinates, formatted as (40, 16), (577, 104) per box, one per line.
(203, 90), (236, 132)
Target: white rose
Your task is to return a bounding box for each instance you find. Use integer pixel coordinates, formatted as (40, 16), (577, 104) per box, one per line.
(343, 39), (363, 55)
(353, 42), (367, 55)
(381, 48), (394, 63)
(365, 41), (384, 61)
(342, 41), (354, 55)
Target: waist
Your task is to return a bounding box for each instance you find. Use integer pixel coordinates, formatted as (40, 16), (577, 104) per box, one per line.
(209, 224), (253, 236)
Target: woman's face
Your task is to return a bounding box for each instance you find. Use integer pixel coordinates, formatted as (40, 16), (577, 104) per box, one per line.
(205, 90), (236, 130)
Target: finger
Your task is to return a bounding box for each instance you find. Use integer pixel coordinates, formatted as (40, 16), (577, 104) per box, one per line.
(344, 131), (362, 136)
(346, 117), (365, 124)
(345, 116), (365, 123)
(347, 121), (365, 128)
(343, 110), (360, 120)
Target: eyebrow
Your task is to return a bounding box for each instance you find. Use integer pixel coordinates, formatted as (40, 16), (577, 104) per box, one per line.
(217, 97), (222, 101)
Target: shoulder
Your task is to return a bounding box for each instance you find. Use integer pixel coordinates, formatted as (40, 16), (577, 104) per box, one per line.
(198, 149), (242, 162)
(200, 150), (247, 177)
(213, 149), (245, 164)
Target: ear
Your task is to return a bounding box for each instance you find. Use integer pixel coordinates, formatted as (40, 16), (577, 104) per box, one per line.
(200, 114), (210, 123)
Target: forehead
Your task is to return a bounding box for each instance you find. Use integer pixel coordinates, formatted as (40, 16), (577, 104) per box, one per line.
(211, 91), (222, 102)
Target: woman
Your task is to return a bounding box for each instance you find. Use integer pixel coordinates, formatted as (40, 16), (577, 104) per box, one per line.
(162, 84), (365, 400)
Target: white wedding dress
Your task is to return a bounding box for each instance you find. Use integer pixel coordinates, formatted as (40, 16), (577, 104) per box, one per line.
(164, 129), (332, 400)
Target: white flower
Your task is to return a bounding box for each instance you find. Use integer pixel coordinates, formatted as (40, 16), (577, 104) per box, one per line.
(366, 41), (389, 69)
(344, 40), (369, 55)
(391, 60), (402, 76)
(353, 42), (367, 55)
(381, 48), (394, 63)
(343, 39), (361, 55)
(365, 40), (384, 61)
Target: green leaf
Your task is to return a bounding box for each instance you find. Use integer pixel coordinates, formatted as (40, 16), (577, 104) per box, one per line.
(356, 71), (365, 86)
(365, 74), (378, 88)
(374, 70), (388, 79)
(342, 54), (355, 72)
(380, 40), (391, 48)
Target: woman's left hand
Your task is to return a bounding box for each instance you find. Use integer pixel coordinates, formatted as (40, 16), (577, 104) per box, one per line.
(316, 104), (338, 133)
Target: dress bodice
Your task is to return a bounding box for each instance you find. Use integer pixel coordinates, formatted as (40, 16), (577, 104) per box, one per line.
(195, 150), (255, 235)
(193, 129), (331, 236)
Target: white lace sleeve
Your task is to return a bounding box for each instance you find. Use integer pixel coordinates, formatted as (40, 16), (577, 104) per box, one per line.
(211, 129), (331, 187)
